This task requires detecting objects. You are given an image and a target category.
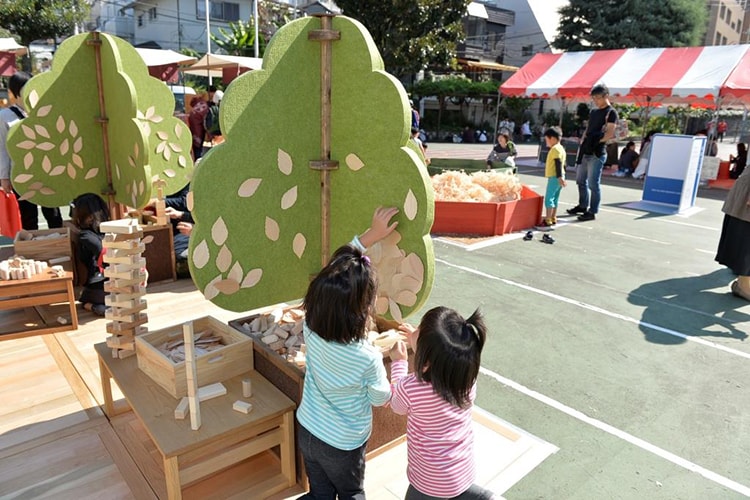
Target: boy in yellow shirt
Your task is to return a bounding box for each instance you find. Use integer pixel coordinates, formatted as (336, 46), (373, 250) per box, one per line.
(536, 127), (567, 229)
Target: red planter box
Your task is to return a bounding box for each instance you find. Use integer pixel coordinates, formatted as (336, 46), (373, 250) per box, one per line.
(432, 186), (543, 236)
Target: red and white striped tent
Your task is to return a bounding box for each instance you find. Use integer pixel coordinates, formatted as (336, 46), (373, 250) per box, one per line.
(500, 45), (750, 107)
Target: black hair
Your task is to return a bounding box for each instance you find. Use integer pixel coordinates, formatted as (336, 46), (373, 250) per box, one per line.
(544, 127), (561, 140)
(9, 71), (31, 99)
(414, 307), (486, 408)
(590, 83), (609, 96)
(738, 143), (747, 154)
(71, 193), (110, 233)
(626, 141), (636, 149)
(303, 244), (377, 344)
(208, 85), (218, 93)
(411, 127), (419, 135)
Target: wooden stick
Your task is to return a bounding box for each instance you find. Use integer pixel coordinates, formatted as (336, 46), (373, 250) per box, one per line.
(183, 321), (201, 430)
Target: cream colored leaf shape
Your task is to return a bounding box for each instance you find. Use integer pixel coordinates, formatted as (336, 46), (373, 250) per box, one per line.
(59, 138), (69, 155)
(39, 187), (55, 195)
(216, 245), (232, 273)
(36, 104), (52, 117)
(178, 155), (187, 168)
(56, 116), (65, 134)
(17, 141), (35, 150)
(163, 147), (172, 161)
(214, 279), (240, 295)
(37, 142), (54, 151)
(395, 290), (418, 307)
(13, 174), (33, 184)
(404, 189), (418, 221)
(228, 261), (243, 283)
(174, 123), (183, 138)
(21, 125), (35, 140)
(50, 165), (65, 176)
(169, 143), (182, 153)
(134, 142), (140, 160)
(142, 235), (154, 245)
(388, 298), (403, 323)
(24, 153), (34, 170)
(278, 149), (293, 175)
(67, 164), (77, 179)
(186, 191), (194, 211)
(238, 178), (262, 197)
(68, 120), (78, 137)
(41, 156), (51, 173)
(73, 137), (83, 153)
(164, 169), (176, 178)
(156, 142), (165, 154)
(204, 275), (222, 301)
(265, 217), (280, 241)
(28, 90), (39, 108)
(29, 182), (43, 190)
(35, 125), (50, 138)
(72, 154), (83, 169)
(193, 240), (210, 269)
(144, 106), (155, 120)
(156, 131), (168, 141)
(281, 186), (298, 210)
(211, 217), (228, 245)
(85, 168), (99, 180)
(241, 268), (263, 288)
(293, 233), (306, 258)
(346, 153), (365, 171)
(18, 190), (35, 201)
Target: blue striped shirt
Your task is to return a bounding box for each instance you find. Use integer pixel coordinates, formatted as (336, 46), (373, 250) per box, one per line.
(296, 323), (391, 450)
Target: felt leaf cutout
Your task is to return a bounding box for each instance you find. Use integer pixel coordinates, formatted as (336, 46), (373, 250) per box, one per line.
(5, 32), (194, 208)
(346, 153), (365, 171)
(241, 268), (263, 288)
(85, 168), (99, 180)
(186, 191), (194, 211)
(164, 169), (176, 178)
(35, 125), (50, 138)
(238, 178), (262, 197)
(404, 189), (418, 220)
(293, 233), (306, 258)
(278, 149), (293, 175)
(39, 187), (56, 195)
(216, 245), (232, 273)
(18, 190), (36, 201)
(14, 174), (33, 184)
(204, 275), (223, 300)
(212, 217), (228, 245)
(142, 235), (154, 245)
(265, 217), (280, 241)
(186, 17), (435, 315)
(29, 181), (43, 190)
(375, 297), (389, 315)
(193, 240), (210, 269)
(37, 105), (52, 117)
(228, 261), (243, 283)
(281, 186), (298, 210)
(214, 279), (240, 295)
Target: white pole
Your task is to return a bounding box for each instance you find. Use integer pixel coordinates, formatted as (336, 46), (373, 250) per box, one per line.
(205, 0), (212, 84)
(253, 0), (259, 58)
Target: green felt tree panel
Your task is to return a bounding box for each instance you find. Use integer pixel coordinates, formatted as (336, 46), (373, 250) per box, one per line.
(188, 16), (435, 321)
(7, 32), (192, 209)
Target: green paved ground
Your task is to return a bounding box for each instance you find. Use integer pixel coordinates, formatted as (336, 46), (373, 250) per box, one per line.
(410, 163), (750, 499)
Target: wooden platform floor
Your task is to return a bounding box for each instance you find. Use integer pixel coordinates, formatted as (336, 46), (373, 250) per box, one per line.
(0, 278), (555, 499)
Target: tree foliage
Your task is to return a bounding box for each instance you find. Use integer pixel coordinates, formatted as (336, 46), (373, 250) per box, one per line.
(553, 0), (707, 51)
(212, 20), (267, 57)
(0, 0), (89, 47)
(334, 0), (471, 77)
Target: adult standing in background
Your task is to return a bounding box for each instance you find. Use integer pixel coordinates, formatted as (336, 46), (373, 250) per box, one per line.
(0, 71), (63, 230)
(567, 84), (618, 221)
(411, 100), (420, 130)
(715, 169), (750, 301)
(717, 119), (728, 142)
(521, 120), (532, 143)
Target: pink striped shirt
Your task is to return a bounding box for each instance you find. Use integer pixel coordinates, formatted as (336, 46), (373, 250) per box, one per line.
(390, 359), (476, 497)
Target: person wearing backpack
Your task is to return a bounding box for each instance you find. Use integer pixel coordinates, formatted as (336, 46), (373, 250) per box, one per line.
(0, 71), (63, 230)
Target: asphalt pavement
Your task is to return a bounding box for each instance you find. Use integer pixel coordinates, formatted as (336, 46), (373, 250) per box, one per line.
(414, 142), (750, 499)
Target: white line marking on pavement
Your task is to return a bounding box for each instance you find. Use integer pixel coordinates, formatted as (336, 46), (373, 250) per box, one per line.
(610, 231), (671, 245)
(436, 258), (750, 361)
(479, 367), (750, 497)
(696, 248), (716, 255)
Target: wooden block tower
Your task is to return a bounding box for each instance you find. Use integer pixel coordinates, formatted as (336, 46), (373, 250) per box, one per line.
(101, 218), (148, 359)
(153, 178), (169, 226)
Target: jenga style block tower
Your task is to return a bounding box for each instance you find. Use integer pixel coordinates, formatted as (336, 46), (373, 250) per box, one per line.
(102, 218), (148, 359)
(153, 178), (169, 226)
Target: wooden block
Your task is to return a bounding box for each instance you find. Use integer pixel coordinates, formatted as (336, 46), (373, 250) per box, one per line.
(108, 273), (147, 289)
(197, 382), (227, 401)
(104, 230), (144, 243)
(101, 218), (142, 234)
(269, 340), (285, 352)
(106, 315), (148, 333)
(108, 300), (148, 317)
(103, 284), (145, 297)
(109, 259), (147, 273)
(105, 296), (146, 309)
(242, 378), (252, 398)
(232, 400), (253, 414)
(183, 321), (201, 431)
(117, 349), (136, 359)
(103, 242), (146, 254)
(262, 333), (279, 344)
(274, 326), (289, 340)
(105, 310), (147, 324)
(106, 337), (134, 350)
(174, 397), (189, 419)
(103, 252), (142, 265)
(105, 268), (144, 280)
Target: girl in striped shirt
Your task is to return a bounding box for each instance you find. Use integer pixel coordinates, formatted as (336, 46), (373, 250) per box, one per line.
(390, 307), (494, 500)
(297, 206), (399, 500)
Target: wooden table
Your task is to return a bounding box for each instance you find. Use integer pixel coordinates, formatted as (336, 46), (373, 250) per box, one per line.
(95, 342), (296, 499)
(0, 271), (78, 340)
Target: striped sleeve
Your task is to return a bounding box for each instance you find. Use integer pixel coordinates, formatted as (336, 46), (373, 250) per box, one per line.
(390, 360), (410, 415)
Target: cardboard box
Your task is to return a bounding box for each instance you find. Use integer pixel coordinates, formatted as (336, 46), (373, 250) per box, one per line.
(135, 316), (253, 398)
(432, 185), (543, 236)
(13, 227), (74, 273)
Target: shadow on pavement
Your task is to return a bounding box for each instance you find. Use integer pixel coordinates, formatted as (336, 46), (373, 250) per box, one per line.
(628, 268), (750, 345)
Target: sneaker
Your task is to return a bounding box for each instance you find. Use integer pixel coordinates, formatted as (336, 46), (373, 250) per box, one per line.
(541, 234), (555, 244)
(535, 219), (555, 231)
(577, 211), (596, 222)
(566, 205), (586, 215)
(523, 230), (534, 241)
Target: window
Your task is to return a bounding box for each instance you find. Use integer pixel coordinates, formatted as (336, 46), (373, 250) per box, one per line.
(196, 1), (240, 21)
(731, 21), (736, 30)
(726, 10), (732, 24)
(722, 35), (728, 45)
(148, 7), (157, 21)
(738, 20), (742, 34)
(137, 14), (143, 27)
(715, 32), (722, 45)
(521, 44), (533, 57)
(720, 4), (726, 20)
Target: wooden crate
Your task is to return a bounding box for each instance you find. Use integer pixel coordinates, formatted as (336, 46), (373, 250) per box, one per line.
(135, 316), (253, 398)
(13, 227), (73, 273)
(229, 311), (411, 485)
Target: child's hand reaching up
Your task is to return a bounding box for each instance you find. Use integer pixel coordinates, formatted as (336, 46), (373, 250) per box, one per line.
(389, 340), (408, 362)
(358, 206), (399, 248)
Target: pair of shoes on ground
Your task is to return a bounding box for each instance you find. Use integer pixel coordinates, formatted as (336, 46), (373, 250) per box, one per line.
(577, 211), (596, 222)
(566, 205), (586, 215)
(731, 280), (750, 301)
(541, 234), (554, 244)
(566, 206), (596, 221)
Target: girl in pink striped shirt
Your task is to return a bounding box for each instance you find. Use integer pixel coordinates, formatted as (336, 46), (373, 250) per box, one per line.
(389, 307), (494, 500)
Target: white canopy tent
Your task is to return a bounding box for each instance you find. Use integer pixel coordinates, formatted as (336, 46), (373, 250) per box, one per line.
(183, 53), (263, 79)
(135, 48), (197, 68)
